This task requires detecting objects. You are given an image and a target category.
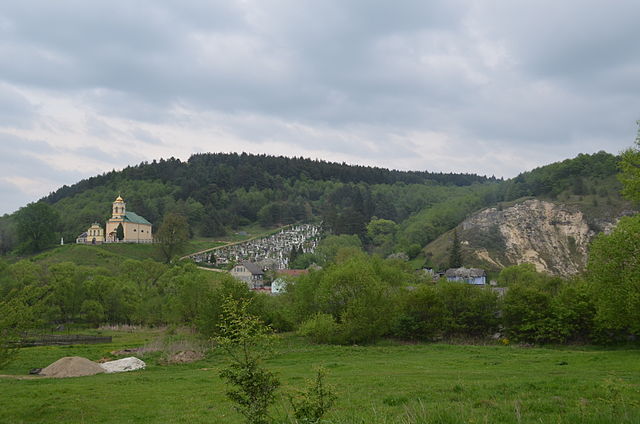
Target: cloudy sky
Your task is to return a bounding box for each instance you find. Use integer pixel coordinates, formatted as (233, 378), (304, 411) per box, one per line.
(1, 1), (639, 215)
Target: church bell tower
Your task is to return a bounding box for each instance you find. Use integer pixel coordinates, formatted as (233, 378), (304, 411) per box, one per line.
(112, 196), (126, 219)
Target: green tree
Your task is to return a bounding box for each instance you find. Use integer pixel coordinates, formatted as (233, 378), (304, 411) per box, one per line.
(448, 230), (462, 268)
(587, 215), (640, 338)
(156, 212), (189, 263)
(618, 121), (640, 203)
(304, 255), (398, 344)
(116, 223), (125, 241)
(0, 285), (48, 368)
(15, 202), (59, 253)
(314, 234), (363, 265)
(366, 218), (397, 245)
(288, 367), (336, 424)
(0, 218), (17, 255)
(215, 297), (280, 424)
(498, 263), (542, 286)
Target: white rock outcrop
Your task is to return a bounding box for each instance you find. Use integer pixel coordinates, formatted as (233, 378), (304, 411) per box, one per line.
(462, 200), (595, 276)
(100, 357), (146, 373)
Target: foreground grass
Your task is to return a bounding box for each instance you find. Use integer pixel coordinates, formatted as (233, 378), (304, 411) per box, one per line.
(1, 331), (639, 423)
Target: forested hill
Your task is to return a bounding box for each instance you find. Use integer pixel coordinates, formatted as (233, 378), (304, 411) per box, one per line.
(44, 153), (495, 204)
(0, 150), (624, 263)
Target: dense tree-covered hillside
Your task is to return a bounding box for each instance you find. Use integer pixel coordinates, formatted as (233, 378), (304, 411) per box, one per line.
(0, 151), (624, 259)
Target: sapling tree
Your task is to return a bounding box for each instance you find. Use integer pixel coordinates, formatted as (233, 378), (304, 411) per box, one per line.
(215, 296), (280, 424)
(289, 367), (337, 424)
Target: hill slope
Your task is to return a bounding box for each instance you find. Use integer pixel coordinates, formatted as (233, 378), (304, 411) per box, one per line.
(424, 171), (633, 276)
(1, 150), (628, 275)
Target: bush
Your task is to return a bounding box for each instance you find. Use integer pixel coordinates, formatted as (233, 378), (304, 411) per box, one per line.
(392, 285), (447, 341)
(288, 367), (337, 424)
(298, 313), (342, 344)
(436, 283), (499, 338)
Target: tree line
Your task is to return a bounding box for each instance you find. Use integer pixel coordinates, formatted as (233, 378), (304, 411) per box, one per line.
(0, 150), (624, 260)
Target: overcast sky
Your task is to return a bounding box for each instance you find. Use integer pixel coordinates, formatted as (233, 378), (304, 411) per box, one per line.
(1, 1), (639, 215)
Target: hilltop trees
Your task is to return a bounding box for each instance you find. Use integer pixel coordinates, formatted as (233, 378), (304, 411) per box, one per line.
(15, 202), (59, 253)
(156, 213), (189, 263)
(618, 121), (640, 203)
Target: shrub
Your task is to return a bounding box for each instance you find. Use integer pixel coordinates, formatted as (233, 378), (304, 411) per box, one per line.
(288, 367), (337, 424)
(215, 297), (280, 424)
(298, 313), (342, 344)
(392, 285), (447, 341)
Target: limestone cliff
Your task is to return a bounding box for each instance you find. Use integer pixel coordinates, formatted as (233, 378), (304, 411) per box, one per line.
(444, 199), (625, 277)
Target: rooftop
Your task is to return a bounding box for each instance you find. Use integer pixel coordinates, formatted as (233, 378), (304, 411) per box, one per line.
(445, 267), (486, 278)
(123, 211), (152, 225)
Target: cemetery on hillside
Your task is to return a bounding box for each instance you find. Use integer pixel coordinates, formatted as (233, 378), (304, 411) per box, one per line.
(186, 224), (322, 270)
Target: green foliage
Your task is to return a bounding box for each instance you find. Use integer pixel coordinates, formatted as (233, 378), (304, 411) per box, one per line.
(436, 282), (499, 338)
(288, 367), (337, 424)
(156, 212), (190, 262)
(0, 217), (17, 255)
(448, 230), (462, 268)
(314, 234), (363, 265)
(15, 202), (60, 253)
(298, 313), (342, 344)
(498, 263), (542, 286)
(0, 256), (244, 329)
(289, 252), (319, 269)
(116, 223), (124, 241)
(0, 285), (47, 368)
(80, 299), (106, 327)
(588, 215), (640, 339)
(618, 122), (640, 204)
(501, 278), (596, 344)
(215, 297), (280, 424)
(392, 283), (499, 341)
(393, 285), (447, 341)
(291, 255), (410, 344)
(366, 218), (397, 245)
(502, 284), (556, 343)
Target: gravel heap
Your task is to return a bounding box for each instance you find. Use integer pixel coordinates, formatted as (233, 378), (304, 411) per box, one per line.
(100, 357), (146, 373)
(39, 356), (105, 378)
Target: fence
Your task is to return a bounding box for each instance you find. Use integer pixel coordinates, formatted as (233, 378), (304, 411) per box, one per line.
(19, 333), (112, 347)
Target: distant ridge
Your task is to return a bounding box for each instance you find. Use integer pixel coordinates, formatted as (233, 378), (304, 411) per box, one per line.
(43, 152), (496, 204)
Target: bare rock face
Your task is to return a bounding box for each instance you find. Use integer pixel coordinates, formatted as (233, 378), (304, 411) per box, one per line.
(462, 200), (597, 276)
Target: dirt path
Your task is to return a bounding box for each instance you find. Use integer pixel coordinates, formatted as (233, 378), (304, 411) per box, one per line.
(180, 225), (291, 260)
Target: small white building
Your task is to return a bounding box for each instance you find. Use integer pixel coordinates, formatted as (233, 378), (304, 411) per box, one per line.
(445, 267), (487, 285)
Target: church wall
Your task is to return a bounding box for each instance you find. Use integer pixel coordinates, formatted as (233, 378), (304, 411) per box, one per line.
(123, 222), (153, 243)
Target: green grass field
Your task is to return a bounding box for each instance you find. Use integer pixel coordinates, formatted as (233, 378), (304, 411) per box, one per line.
(1, 331), (638, 424)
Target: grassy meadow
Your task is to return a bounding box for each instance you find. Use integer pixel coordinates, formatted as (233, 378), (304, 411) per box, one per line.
(1, 330), (638, 424)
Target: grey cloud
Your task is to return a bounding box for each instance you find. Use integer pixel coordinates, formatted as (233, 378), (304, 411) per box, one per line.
(0, 178), (33, 216)
(0, 84), (38, 127)
(0, 0), (636, 207)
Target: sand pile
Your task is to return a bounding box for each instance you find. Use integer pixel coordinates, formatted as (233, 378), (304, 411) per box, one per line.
(100, 357), (146, 373)
(39, 356), (105, 378)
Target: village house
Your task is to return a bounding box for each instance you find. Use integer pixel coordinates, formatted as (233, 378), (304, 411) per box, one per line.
(445, 267), (487, 285)
(230, 261), (265, 289)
